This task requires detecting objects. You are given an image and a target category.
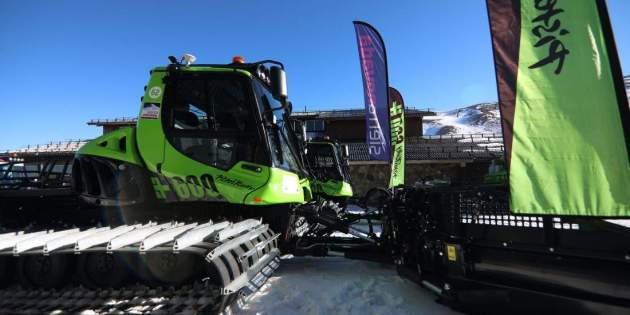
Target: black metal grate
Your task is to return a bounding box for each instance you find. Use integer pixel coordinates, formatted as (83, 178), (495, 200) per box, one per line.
(551, 217), (580, 230)
(449, 187), (580, 230)
(461, 213), (546, 228)
(345, 134), (504, 162)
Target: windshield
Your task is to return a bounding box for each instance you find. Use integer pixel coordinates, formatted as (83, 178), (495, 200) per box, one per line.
(163, 73), (267, 170)
(253, 79), (304, 176)
(306, 143), (344, 181)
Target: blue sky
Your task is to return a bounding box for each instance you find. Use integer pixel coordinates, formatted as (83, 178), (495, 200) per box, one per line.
(1, 0), (629, 150)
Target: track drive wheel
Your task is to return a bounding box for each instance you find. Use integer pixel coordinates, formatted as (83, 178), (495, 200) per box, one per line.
(142, 253), (204, 286)
(0, 257), (14, 288)
(17, 254), (73, 288)
(77, 252), (130, 288)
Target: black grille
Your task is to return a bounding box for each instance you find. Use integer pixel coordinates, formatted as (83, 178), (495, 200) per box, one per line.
(437, 186), (581, 231)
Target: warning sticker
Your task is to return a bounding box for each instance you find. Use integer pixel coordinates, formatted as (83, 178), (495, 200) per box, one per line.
(446, 244), (457, 262)
(148, 86), (162, 99)
(141, 103), (160, 119)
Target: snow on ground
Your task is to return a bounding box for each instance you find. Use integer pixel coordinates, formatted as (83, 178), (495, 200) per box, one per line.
(424, 103), (500, 136)
(608, 219), (630, 228)
(233, 256), (459, 315)
(330, 204), (383, 238)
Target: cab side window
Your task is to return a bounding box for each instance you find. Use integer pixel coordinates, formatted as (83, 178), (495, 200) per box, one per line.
(163, 75), (264, 169)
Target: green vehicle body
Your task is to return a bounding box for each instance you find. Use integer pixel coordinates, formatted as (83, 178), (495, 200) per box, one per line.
(313, 178), (353, 198)
(75, 60), (313, 213)
(305, 141), (353, 199)
(483, 159), (507, 185)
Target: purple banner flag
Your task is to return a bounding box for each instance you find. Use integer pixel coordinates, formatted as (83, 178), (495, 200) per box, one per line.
(354, 21), (391, 161)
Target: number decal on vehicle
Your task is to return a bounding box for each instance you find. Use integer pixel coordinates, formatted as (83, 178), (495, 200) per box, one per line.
(186, 175), (205, 199)
(151, 173), (224, 202)
(172, 176), (191, 199)
(200, 174), (220, 196)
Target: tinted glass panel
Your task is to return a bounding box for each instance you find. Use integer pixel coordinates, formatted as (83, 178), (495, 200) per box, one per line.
(306, 143), (343, 181)
(163, 74), (264, 170)
(253, 80), (302, 175)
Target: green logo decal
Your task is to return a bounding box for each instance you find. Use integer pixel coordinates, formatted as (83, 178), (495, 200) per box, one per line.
(148, 86), (162, 99)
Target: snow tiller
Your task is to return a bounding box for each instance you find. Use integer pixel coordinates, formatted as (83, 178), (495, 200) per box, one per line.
(0, 56), (334, 313)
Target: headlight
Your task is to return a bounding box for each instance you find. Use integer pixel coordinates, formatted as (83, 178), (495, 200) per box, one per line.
(281, 175), (299, 194)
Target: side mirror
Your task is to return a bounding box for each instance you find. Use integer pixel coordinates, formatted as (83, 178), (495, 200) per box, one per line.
(270, 66), (288, 100)
(286, 101), (293, 115)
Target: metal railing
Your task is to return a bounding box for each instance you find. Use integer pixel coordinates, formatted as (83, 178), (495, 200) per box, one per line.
(345, 133), (504, 161)
(291, 107), (435, 118)
(87, 117), (137, 125)
(1, 139), (90, 156)
(1, 132), (504, 162)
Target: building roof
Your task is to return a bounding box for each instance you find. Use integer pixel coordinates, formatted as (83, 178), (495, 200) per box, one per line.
(1, 139), (89, 157)
(87, 107), (436, 127)
(291, 108), (435, 120)
(87, 117), (137, 127)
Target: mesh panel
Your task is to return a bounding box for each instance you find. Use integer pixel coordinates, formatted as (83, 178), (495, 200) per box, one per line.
(345, 134), (504, 161)
(450, 187), (580, 230)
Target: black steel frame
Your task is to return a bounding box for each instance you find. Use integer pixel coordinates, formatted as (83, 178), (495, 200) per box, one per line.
(389, 185), (630, 314)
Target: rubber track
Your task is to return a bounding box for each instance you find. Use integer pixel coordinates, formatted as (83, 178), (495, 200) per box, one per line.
(0, 283), (224, 314)
(0, 219), (282, 314)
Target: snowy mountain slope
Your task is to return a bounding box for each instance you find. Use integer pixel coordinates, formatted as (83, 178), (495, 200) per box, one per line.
(233, 256), (458, 315)
(425, 78), (629, 137)
(423, 103), (501, 136)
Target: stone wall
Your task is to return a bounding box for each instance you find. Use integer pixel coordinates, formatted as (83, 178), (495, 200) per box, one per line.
(348, 161), (490, 197)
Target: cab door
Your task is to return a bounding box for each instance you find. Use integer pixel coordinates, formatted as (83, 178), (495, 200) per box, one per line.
(158, 72), (269, 204)
(136, 70), (167, 174)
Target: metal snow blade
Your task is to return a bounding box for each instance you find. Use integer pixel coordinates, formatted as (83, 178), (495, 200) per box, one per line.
(241, 255), (280, 295)
(222, 248), (280, 295)
(44, 227), (110, 254)
(0, 230), (47, 252)
(76, 224), (142, 252)
(139, 222), (196, 252)
(0, 219), (280, 298)
(215, 218), (263, 241)
(173, 221), (230, 252)
(203, 222), (280, 295)
(13, 228), (80, 255)
(107, 222), (172, 252)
